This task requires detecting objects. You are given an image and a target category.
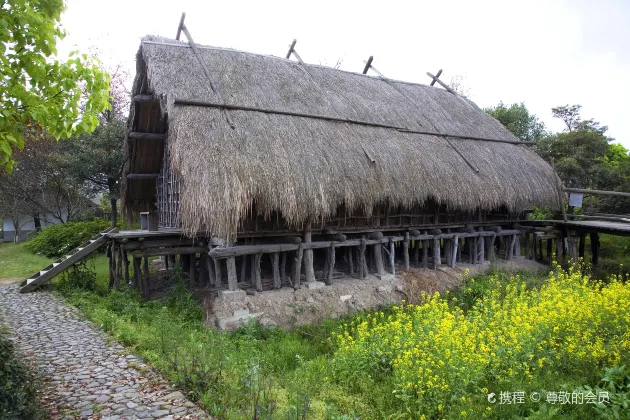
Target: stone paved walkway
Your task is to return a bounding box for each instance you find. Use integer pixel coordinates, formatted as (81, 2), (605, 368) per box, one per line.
(0, 285), (210, 420)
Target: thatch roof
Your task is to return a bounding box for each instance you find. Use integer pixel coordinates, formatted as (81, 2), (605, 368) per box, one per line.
(127, 35), (559, 239)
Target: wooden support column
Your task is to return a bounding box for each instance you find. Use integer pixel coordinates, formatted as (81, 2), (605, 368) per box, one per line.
(107, 243), (115, 289)
(372, 242), (385, 275)
(250, 254), (257, 288)
(359, 238), (367, 278)
(403, 232), (410, 270)
(254, 252), (263, 292)
(122, 249), (130, 286)
(578, 234), (586, 260)
(468, 238), (476, 264)
(444, 237), (452, 266)
(422, 239), (429, 268)
(199, 252), (207, 285)
(547, 239), (553, 261)
(272, 252), (281, 289)
(389, 238), (396, 275)
(181, 254), (190, 275)
(133, 257), (141, 290)
(214, 257), (222, 288)
(477, 228), (485, 263)
(226, 257), (238, 291)
(347, 247), (354, 277)
(568, 234), (579, 265)
(555, 236), (563, 262)
(525, 233), (530, 260)
(142, 255), (150, 301)
(590, 232), (600, 266)
(206, 254), (216, 287)
(303, 220), (316, 283)
(189, 253), (196, 283)
(326, 244), (335, 285)
(414, 239), (420, 267)
(280, 252), (287, 285)
(450, 235), (459, 268)
(514, 234), (521, 258)
(240, 254), (247, 285)
(293, 245), (304, 289)
(432, 237), (441, 267)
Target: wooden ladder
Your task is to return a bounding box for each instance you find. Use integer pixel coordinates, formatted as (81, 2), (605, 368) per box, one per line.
(19, 228), (118, 293)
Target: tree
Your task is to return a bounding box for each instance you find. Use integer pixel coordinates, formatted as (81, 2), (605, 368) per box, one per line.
(485, 102), (546, 142)
(0, 0), (111, 172)
(54, 64), (129, 227)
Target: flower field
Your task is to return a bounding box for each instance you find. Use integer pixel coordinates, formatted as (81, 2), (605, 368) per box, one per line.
(330, 266), (630, 418)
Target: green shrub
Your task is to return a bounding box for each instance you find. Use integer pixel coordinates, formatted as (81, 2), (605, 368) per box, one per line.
(25, 219), (110, 258)
(0, 329), (46, 419)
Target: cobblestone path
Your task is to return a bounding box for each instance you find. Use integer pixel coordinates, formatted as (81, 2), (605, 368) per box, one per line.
(0, 285), (210, 420)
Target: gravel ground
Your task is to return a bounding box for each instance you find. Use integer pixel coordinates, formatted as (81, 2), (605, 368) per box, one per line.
(0, 284), (210, 420)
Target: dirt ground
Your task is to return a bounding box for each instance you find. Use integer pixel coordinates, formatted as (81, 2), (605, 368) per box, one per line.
(0, 278), (20, 285)
(206, 258), (548, 330)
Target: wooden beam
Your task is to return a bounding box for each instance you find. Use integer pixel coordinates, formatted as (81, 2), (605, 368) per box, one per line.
(126, 173), (160, 180)
(563, 187), (630, 198)
(173, 100), (536, 146)
(430, 69), (443, 86)
(362, 56), (373, 75)
(134, 94), (159, 104)
(128, 132), (165, 141)
(286, 39), (297, 59)
(175, 12), (186, 40)
(426, 72), (457, 95)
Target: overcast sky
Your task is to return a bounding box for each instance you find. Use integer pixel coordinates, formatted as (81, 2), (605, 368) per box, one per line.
(58, 0), (630, 146)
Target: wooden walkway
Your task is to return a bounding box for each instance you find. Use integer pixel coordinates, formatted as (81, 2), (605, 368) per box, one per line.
(523, 220), (630, 236)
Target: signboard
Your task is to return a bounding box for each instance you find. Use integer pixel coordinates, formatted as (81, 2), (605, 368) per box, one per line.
(568, 192), (584, 208)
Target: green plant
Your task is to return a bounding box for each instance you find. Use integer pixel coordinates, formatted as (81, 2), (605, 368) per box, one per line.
(57, 260), (97, 292)
(0, 328), (47, 419)
(576, 365), (630, 419)
(25, 219), (110, 258)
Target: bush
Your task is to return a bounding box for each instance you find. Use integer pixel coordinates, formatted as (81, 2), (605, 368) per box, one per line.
(25, 219), (110, 258)
(0, 329), (46, 419)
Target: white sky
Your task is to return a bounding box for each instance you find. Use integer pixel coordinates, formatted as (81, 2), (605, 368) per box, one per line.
(58, 0), (630, 146)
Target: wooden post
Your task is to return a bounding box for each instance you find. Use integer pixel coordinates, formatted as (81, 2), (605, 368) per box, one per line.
(590, 232), (599, 266)
(389, 238), (396, 275)
(578, 234), (585, 260)
(240, 254), (247, 285)
(547, 239), (553, 261)
(226, 257), (238, 291)
(347, 247), (354, 276)
(189, 253), (196, 283)
(107, 243), (115, 289)
(488, 235), (496, 261)
(373, 243), (385, 276)
(293, 245), (304, 289)
(450, 235), (459, 268)
(525, 233), (530, 260)
(514, 234), (521, 258)
(303, 220), (316, 283)
(214, 257), (222, 288)
(444, 237), (452, 266)
(133, 257), (141, 290)
(181, 254), (190, 275)
(403, 232), (410, 270)
(280, 252), (287, 285)
(142, 255), (150, 301)
(206, 254), (216, 287)
(422, 239), (429, 268)
(414, 239), (420, 267)
(199, 252), (207, 285)
(458, 237), (463, 262)
(254, 252), (263, 292)
(250, 254), (257, 288)
(272, 252), (281, 289)
(123, 249), (130, 286)
(468, 238), (475, 264)
(432, 237), (441, 267)
(568, 234), (578, 265)
(326, 243), (335, 285)
(555, 237), (563, 262)
(360, 238), (367, 278)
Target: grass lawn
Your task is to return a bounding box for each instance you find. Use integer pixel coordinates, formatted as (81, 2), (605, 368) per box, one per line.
(0, 242), (52, 280)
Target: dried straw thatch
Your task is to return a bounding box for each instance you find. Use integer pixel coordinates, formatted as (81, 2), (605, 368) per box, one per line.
(127, 35), (559, 239)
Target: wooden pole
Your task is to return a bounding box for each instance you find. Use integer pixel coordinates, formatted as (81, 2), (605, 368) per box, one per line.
(414, 239), (420, 267)
(142, 255), (150, 301)
(214, 257), (222, 288)
(226, 257), (238, 291)
(450, 235), (459, 268)
(189, 253), (196, 283)
(590, 232), (600, 266)
(432, 237), (441, 267)
(254, 252), (263, 292)
(133, 257), (141, 290)
(403, 232), (410, 270)
(272, 252), (281, 289)
(293, 244), (304, 289)
(360, 238), (367, 278)
(240, 254), (247, 285)
(326, 243), (335, 285)
(206, 254), (216, 287)
(347, 247), (354, 276)
(389, 238), (396, 275)
(422, 239), (429, 268)
(199, 252), (207, 285)
(514, 234), (520, 258)
(303, 220), (316, 283)
(280, 252), (287, 285)
(578, 234), (585, 260)
(555, 237), (563, 262)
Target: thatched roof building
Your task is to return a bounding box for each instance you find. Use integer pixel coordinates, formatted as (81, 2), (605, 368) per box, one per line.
(123, 35), (559, 240)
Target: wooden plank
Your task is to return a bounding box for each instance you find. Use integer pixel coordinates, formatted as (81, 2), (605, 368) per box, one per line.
(563, 187), (630, 198)
(132, 246), (206, 257)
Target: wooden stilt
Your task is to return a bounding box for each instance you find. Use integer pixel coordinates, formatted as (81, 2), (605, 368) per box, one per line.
(326, 244), (335, 285)
(280, 252), (287, 285)
(123, 249), (130, 286)
(555, 237), (563, 262)
(142, 255), (150, 301)
(240, 254), (247, 285)
(115, 245), (123, 289)
(547, 239), (553, 261)
(432, 237), (441, 267)
(250, 254), (257, 288)
(254, 252), (263, 292)
(514, 234), (521, 258)
(347, 247), (354, 276)
(414, 239), (420, 267)
(133, 257), (141, 290)
(272, 252), (281, 289)
(458, 237), (463, 262)
(403, 232), (410, 270)
(422, 239), (429, 268)
(108, 243), (115, 289)
(488, 235), (496, 261)
(199, 252), (207, 285)
(389, 238), (396, 274)
(181, 253), (190, 274)
(450, 235), (459, 268)
(293, 244), (304, 289)
(303, 220), (316, 283)
(468, 238), (475, 263)
(578, 234), (585, 260)
(226, 257), (238, 291)
(590, 232), (599, 266)
(444, 237), (452, 266)
(189, 253), (196, 283)
(206, 254), (216, 287)
(360, 238), (367, 278)
(214, 257), (222, 288)
(373, 243), (385, 275)
(525, 233), (530, 260)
